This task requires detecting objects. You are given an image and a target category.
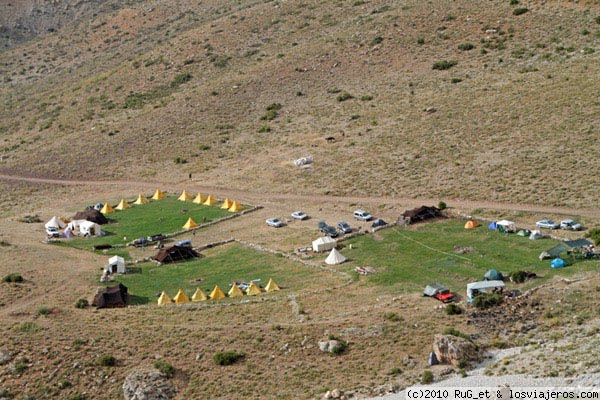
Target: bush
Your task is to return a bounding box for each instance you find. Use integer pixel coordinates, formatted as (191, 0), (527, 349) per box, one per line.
(2, 273), (23, 283)
(432, 60), (457, 70)
(445, 303), (462, 315)
(509, 271), (527, 284)
(585, 228), (600, 246)
(513, 8), (528, 15)
(595, 16), (600, 24)
(336, 92), (353, 102)
(437, 201), (447, 210)
(97, 354), (116, 367)
(260, 109), (278, 121)
(37, 307), (52, 316)
(510, 0), (519, 5)
(258, 125), (271, 133)
(458, 43), (475, 51)
(214, 350), (244, 366)
(171, 73), (192, 87)
(472, 293), (503, 309)
(173, 157), (187, 164)
(382, 312), (402, 321)
(75, 299), (89, 309)
(154, 360), (175, 377)
(361, 95), (373, 101)
(421, 370), (434, 384)
(266, 103), (282, 111)
(450, 78), (462, 84)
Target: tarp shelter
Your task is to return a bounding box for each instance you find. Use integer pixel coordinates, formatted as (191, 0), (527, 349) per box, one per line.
(246, 282), (262, 296)
(63, 228), (74, 238)
(133, 194), (149, 205)
(325, 248), (347, 265)
(564, 239), (593, 249)
(151, 189), (166, 200)
(529, 230), (542, 240)
(464, 220), (479, 229)
(228, 284), (244, 297)
(228, 201), (243, 212)
(192, 288), (207, 302)
(312, 236), (337, 252)
(401, 206), (443, 224)
(221, 198), (233, 209)
(488, 221), (497, 230)
(79, 220), (102, 236)
(265, 278), (280, 292)
(92, 283), (128, 308)
(545, 243), (570, 258)
(496, 220), (516, 233)
(152, 245), (200, 263)
(550, 258), (567, 268)
(467, 280), (505, 299)
(192, 193), (206, 204)
(173, 289), (190, 304)
(45, 216), (66, 230)
(209, 285), (226, 300)
(484, 269), (503, 281)
(157, 291), (172, 306)
(203, 194), (217, 205)
(107, 255), (125, 274)
(73, 209), (108, 225)
(182, 218), (198, 230)
(100, 203), (115, 214)
(115, 198), (131, 210)
(423, 284), (449, 297)
(178, 190), (193, 201)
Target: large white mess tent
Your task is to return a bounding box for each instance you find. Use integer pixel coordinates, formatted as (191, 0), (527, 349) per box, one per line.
(312, 236), (336, 252)
(466, 280), (505, 299)
(68, 219), (103, 236)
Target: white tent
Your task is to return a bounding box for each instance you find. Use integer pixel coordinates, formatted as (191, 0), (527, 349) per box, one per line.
(496, 220), (516, 232)
(325, 248), (347, 265)
(79, 220), (102, 237)
(107, 255), (125, 274)
(63, 228), (74, 239)
(529, 230), (542, 240)
(45, 216), (66, 229)
(67, 219), (86, 232)
(466, 280), (505, 299)
(312, 236), (337, 252)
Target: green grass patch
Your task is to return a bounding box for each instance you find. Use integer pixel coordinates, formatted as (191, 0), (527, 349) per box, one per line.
(110, 243), (343, 304)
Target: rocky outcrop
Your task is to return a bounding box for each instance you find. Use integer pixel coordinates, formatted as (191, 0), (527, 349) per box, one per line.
(122, 368), (175, 400)
(433, 334), (481, 366)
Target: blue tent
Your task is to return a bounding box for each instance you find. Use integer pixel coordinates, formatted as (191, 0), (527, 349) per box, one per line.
(488, 221), (497, 230)
(550, 258), (567, 268)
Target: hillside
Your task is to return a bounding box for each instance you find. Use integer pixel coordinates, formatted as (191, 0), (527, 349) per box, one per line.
(1, 0), (599, 208)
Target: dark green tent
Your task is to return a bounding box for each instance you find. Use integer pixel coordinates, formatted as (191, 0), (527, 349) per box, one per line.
(484, 269), (503, 281)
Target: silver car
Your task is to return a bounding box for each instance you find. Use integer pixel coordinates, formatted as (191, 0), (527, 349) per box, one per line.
(536, 220), (559, 229)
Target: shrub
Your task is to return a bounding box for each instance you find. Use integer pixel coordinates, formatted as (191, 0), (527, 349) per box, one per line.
(260, 109), (278, 121)
(97, 354), (116, 367)
(421, 370), (434, 384)
(37, 307), (52, 316)
(472, 293), (503, 309)
(18, 321), (40, 333)
(75, 299), (89, 309)
(330, 341), (348, 355)
(510, 0), (519, 4)
(382, 312), (402, 321)
(513, 8), (528, 15)
(451, 78), (462, 84)
(432, 60), (457, 70)
(154, 360), (175, 377)
(457, 359), (469, 369)
(442, 327), (471, 341)
(336, 92), (353, 102)
(171, 73), (192, 87)
(214, 350), (244, 366)
(387, 367), (403, 376)
(595, 16), (600, 24)
(173, 157), (187, 164)
(445, 303), (462, 315)
(458, 43), (475, 51)
(361, 95), (373, 101)
(258, 125), (271, 133)
(510, 271), (527, 284)
(585, 228), (600, 245)
(417, 37), (425, 45)
(437, 201), (447, 210)
(266, 103), (282, 111)
(2, 273), (23, 283)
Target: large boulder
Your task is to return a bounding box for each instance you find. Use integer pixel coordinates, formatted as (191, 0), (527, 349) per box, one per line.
(432, 334), (481, 366)
(122, 368), (175, 400)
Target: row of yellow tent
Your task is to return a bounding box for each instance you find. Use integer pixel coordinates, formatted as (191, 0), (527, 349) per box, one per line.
(99, 190), (243, 215)
(157, 279), (281, 306)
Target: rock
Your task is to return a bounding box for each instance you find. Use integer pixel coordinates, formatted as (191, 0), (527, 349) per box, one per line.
(122, 368), (175, 400)
(318, 340), (343, 353)
(433, 334), (481, 366)
(331, 388), (341, 398)
(0, 349), (12, 366)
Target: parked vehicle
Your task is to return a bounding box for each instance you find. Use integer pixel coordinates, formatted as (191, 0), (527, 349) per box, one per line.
(337, 221), (352, 234)
(560, 219), (582, 231)
(46, 226), (60, 238)
(536, 220), (559, 229)
(291, 211), (308, 220)
(371, 219), (387, 228)
(318, 221), (338, 237)
(354, 210), (373, 221)
(266, 218), (283, 228)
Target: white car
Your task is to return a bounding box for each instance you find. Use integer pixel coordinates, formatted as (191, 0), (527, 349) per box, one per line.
(536, 220), (559, 229)
(266, 218), (283, 228)
(560, 219), (582, 231)
(354, 210), (373, 221)
(291, 211), (308, 220)
(46, 226), (60, 238)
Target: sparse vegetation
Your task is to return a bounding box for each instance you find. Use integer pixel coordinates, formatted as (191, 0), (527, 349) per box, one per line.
(97, 354), (116, 367)
(75, 299), (89, 309)
(458, 43), (475, 51)
(432, 60), (457, 70)
(154, 360), (175, 377)
(336, 92), (353, 102)
(214, 350), (244, 366)
(513, 8), (528, 16)
(473, 293), (503, 309)
(2, 273), (23, 283)
(445, 303), (462, 315)
(421, 370), (434, 384)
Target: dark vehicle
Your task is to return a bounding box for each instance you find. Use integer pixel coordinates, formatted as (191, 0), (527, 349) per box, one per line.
(132, 237), (148, 247)
(318, 221), (338, 237)
(371, 219), (387, 228)
(147, 234), (166, 242)
(338, 222), (352, 234)
(317, 221), (327, 230)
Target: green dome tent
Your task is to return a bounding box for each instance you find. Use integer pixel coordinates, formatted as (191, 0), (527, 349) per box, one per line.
(484, 269), (503, 281)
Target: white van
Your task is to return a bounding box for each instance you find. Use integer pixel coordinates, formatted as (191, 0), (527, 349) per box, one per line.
(353, 210), (373, 221)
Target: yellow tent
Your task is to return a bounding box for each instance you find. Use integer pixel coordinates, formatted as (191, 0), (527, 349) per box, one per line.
(157, 291), (172, 306)
(220, 198), (233, 209)
(203, 194), (217, 206)
(191, 288), (207, 302)
(182, 218), (198, 230)
(464, 220), (479, 229)
(151, 189), (166, 200)
(100, 203), (115, 214)
(192, 193), (206, 204)
(265, 278), (280, 292)
(173, 289), (190, 304)
(228, 284), (244, 298)
(245, 282), (262, 296)
(115, 198), (131, 210)
(178, 190), (193, 201)
(133, 193), (149, 205)
(228, 201), (243, 212)
(209, 285), (226, 300)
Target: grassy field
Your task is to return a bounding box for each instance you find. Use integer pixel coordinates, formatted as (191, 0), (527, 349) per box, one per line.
(56, 196), (236, 250)
(332, 220), (597, 294)
(109, 242), (344, 305)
